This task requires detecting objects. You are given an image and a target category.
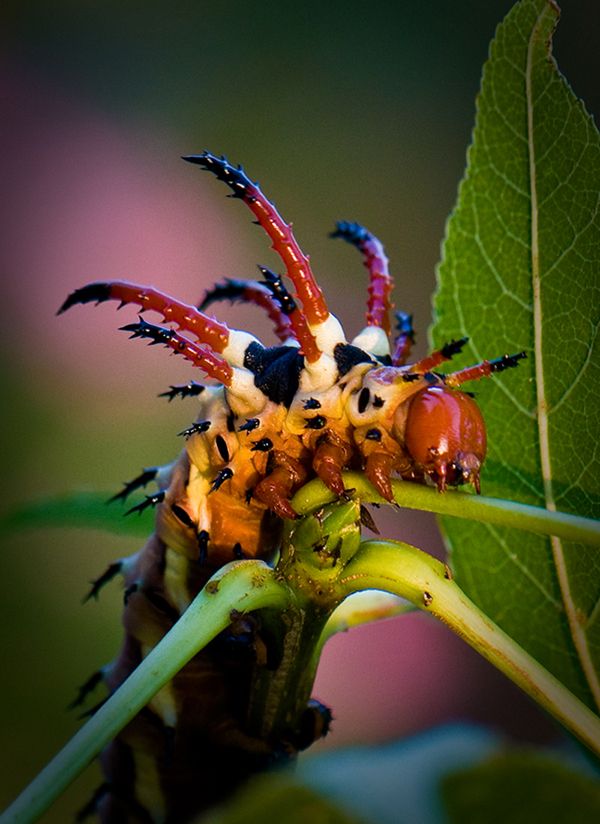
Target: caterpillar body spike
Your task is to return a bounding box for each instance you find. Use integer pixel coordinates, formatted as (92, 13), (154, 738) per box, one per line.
(124, 491), (165, 516)
(108, 467), (159, 504)
(159, 380), (206, 401)
(68, 669), (105, 710)
(82, 561), (124, 603)
(58, 152), (526, 822)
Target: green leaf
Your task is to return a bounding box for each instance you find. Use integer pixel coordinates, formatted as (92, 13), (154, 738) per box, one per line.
(0, 492), (153, 536)
(441, 750), (600, 824)
(432, 0), (600, 710)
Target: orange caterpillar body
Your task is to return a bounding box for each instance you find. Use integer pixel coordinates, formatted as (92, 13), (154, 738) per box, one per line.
(61, 153), (524, 822)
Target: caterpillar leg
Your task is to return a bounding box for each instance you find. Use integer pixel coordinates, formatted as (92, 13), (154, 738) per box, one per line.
(311, 432), (354, 497)
(253, 453), (308, 519)
(354, 426), (410, 502)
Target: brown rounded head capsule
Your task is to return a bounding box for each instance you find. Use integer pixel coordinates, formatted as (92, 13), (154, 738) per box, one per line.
(403, 385), (487, 492)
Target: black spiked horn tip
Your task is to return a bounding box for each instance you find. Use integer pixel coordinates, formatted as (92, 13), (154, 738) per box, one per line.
(489, 351), (527, 372)
(182, 152), (253, 199)
(57, 283), (112, 315)
(330, 220), (371, 247)
(441, 337), (469, 359)
(198, 279), (251, 312)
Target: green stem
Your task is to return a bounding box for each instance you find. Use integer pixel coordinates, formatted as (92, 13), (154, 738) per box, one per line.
(338, 539), (600, 756)
(292, 473), (600, 546)
(2, 561), (290, 824)
(248, 604), (330, 742)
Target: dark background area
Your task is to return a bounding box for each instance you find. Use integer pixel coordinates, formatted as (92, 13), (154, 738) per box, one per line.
(2, 1), (598, 819)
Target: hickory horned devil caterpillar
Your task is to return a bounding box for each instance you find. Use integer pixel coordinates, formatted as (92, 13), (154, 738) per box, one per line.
(59, 152), (525, 822)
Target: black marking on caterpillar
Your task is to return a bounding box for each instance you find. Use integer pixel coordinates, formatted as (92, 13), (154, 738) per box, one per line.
(239, 417), (260, 433)
(304, 415), (327, 430)
(210, 467), (233, 492)
(358, 387), (370, 414)
(251, 438), (273, 452)
(243, 341), (304, 407)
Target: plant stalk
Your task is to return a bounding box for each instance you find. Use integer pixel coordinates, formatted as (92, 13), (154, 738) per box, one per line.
(292, 473), (600, 546)
(338, 539), (600, 756)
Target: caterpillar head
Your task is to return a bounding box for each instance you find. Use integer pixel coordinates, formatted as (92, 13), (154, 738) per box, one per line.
(401, 385), (487, 492)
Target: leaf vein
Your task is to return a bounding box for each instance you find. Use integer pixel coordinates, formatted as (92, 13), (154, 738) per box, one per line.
(484, 522), (561, 610)
(550, 320), (600, 415)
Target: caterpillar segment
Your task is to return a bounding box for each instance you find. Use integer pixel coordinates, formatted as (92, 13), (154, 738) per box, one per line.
(62, 153), (526, 822)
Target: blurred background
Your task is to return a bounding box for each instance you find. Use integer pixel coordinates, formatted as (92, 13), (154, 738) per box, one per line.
(2, 0), (599, 819)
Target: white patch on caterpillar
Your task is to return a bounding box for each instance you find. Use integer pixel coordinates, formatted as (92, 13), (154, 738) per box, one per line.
(352, 325), (391, 356)
(300, 353), (338, 393)
(345, 368), (427, 428)
(228, 369), (269, 415)
(309, 313), (346, 354)
(222, 330), (261, 366)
